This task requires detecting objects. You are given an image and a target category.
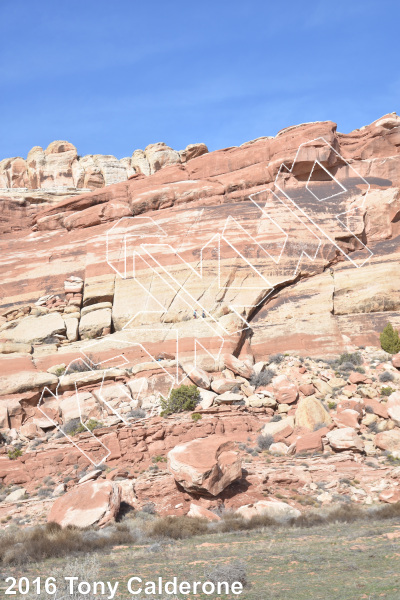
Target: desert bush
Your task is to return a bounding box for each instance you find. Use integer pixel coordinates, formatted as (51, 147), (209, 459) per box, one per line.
(368, 422), (380, 434)
(249, 368), (275, 387)
(160, 384), (200, 417)
(0, 521), (134, 565)
(75, 419), (102, 435)
(271, 414), (282, 422)
(257, 433), (273, 450)
(37, 488), (53, 498)
(191, 412), (202, 421)
(339, 361), (357, 371)
(152, 455), (167, 463)
(7, 448), (22, 460)
(141, 502), (156, 515)
(327, 401), (337, 410)
(379, 371), (395, 383)
(40, 555), (99, 600)
(64, 419), (102, 436)
(381, 386), (395, 397)
(62, 418), (81, 435)
(337, 352), (363, 367)
(380, 323), (400, 354)
(43, 336), (59, 345)
(365, 404), (374, 414)
(149, 515), (208, 539)
(269, 353), (284, 364)
(205, 561), (249, 590)
(127, 408), (146, 419)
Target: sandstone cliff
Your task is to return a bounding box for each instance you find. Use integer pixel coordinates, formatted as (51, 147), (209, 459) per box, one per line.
(1, 114), (400, 525)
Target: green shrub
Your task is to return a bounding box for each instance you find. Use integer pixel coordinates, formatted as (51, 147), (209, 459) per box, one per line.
(69, 419), (103, 436)
(380, 323), (400, 354)
(152, 455), (167, 463)
(191, 412), (202, 421)
(160, 385), (200, 417)
(7, 448), (22, 460)
(381, 386), (395, 397)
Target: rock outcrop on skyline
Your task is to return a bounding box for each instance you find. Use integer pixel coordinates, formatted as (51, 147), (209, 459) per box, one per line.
(0, 140), (209, 232)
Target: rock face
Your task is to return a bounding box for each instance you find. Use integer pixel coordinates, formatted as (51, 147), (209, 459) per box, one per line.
(1, 114), (400, 526)
(167, 436), (242, 496)
(48, 480), (121, 528)
(2, 114), (400, 364)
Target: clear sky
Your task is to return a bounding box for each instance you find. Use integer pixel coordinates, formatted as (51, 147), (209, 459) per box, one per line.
(1, 0), (399, 160)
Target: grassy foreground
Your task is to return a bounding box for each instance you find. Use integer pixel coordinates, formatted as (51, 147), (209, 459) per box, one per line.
(2, 515), (400, 600)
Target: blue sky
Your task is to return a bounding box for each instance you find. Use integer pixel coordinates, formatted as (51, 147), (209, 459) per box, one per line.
(1, 0), (399, 160)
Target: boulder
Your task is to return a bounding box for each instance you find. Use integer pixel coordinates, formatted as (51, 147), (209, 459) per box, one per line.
(57, 368), (124, 392)
(326, 427), (364, 452)
(261, 416), (294, 439)
(187, 503), (221, 521)
(358, 386), (376, 399)
(387, 392), (400, 426)
(20, 422), (44, 439)
(198, 389), (217, 409)
(375, 429), (400, 452)
(236, 500), (300, 522)
(392, 353), (400, 369)
(245, 394), (276, 408)
(299, 383), (315, 396)
(48, 480), (121, 528)
(182, 364), (211, 390)
(379, 489), (400, 504)
(92, 383), (132, 412)
(179, 143), (208, 163)
(79, 307), (112, 339)
(0, 371), (58, 396)
(5, 488), (26, 503)
(223, 354), (254, 379)
(0, 404), (9, 429)
(2, 313), (66, 344)
(78, 469), (103, 484)
(215, 392), (243, 404)
(59, 391), (100, 423)
(269, 442), (289, 455)
(364, 398), (388, 419)
(272, 375), (298, 404)
(211, 378), (238, 394)
(333, 408), (361, 429)
(167, 436), (241, 496)
(64, 317), (79, 342)
(0, 342), (32, 354)
(295, 396), (332, 430)
(312, 378), (332, 396)
(295, 429), (328, 454)
(349, 371), (368, 384)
